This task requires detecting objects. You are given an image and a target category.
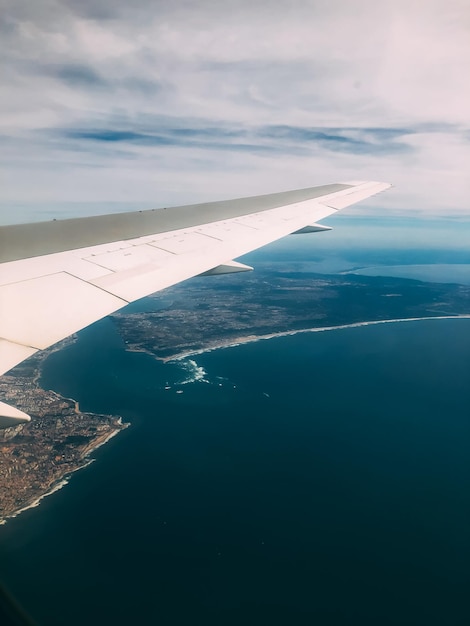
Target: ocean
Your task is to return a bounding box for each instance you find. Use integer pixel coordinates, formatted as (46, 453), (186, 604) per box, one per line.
(0, 316), (469, 625)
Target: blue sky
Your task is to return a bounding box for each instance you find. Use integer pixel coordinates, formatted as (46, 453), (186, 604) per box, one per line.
(1, 0), (469, 217)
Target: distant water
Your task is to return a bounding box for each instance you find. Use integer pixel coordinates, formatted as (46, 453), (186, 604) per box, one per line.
(350, 263), (470, 284)
(1, 318), (469, 626)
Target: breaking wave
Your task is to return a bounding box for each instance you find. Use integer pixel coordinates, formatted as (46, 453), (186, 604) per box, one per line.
(177, 359), (210, 385)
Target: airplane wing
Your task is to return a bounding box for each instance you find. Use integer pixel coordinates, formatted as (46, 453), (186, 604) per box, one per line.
(0, 180), (391, 427)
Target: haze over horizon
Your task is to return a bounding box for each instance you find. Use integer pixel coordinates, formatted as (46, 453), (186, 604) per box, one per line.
(1, 0), (469, 217)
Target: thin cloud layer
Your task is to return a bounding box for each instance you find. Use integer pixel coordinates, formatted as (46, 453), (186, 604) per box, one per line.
(1, 0), (469, 215)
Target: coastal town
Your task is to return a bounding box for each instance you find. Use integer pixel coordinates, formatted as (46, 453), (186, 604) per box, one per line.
(0, 346), (127, 523)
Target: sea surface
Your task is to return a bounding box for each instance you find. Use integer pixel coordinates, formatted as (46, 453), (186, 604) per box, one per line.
(0, 316), (469, 625)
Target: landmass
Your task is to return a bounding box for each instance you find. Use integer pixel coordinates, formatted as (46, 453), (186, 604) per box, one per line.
(0, 344), (128, 524)
(1, 266), (469, 524)
(112, 267), (470, 360)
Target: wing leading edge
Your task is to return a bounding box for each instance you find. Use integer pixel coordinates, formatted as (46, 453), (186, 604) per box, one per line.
(0, 180), (391, 427)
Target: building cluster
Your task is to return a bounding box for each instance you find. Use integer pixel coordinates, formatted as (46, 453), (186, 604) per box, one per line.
(0, 372), (126, 523)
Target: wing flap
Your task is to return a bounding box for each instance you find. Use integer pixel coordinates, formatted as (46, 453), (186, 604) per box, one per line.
(0, 272), (126, 350)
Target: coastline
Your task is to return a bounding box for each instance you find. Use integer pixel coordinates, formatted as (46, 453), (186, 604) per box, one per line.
(0, 420), (128, 525)
(164, 314), (470, 362)
(0, 470), (88, 525)
(0, 336), (129, 526)
(30, 334), (79, 387)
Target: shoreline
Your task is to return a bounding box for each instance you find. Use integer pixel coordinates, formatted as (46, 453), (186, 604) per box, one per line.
(80, 417), (130, 458)
(164, 314), (470, 362)
(0, 466), (91, 525)
(1, 331), (130, 526)
(32, 334), (79, 387)
(0, 422), (128, 525)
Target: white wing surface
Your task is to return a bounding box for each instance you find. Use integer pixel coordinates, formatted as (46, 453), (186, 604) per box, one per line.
(0, 180), (391, 426)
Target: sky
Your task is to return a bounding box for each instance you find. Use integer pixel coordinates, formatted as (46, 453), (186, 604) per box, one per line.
(1, 0), (469, 218)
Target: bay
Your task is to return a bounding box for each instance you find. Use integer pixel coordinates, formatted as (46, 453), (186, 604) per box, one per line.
(1, 318), (469, 625)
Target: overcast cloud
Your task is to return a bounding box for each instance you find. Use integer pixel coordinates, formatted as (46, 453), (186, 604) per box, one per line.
(1, 0), (469, 216)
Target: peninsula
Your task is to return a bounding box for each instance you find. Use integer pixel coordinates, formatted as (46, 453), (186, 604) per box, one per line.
(111, 267), (470, 360)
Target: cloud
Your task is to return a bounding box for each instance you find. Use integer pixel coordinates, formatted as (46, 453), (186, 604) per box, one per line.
(0, 0), (469, 215)
(54, 121), (414, 157)
(48, 63), (107, 88)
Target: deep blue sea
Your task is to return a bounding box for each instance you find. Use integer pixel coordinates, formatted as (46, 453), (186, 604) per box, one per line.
(1, 316), (469, 625)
